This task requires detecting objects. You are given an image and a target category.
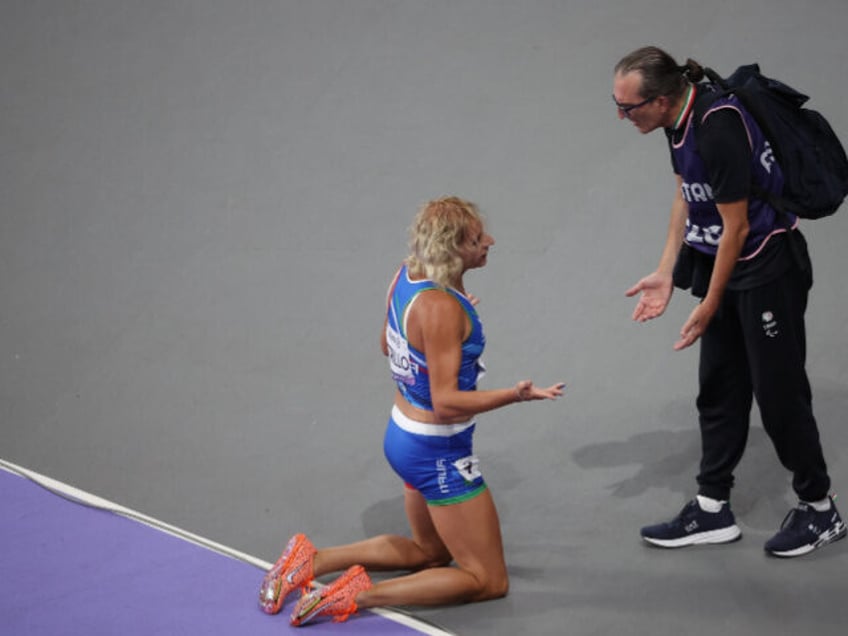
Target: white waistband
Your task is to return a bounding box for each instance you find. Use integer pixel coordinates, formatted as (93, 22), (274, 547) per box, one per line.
(391, 405), (475, 437)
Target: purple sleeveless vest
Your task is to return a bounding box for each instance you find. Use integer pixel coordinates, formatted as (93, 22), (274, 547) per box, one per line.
(671, 93), (795, 260)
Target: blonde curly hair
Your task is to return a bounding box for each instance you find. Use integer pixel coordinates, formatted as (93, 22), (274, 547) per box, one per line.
(406, 196), (483, 288)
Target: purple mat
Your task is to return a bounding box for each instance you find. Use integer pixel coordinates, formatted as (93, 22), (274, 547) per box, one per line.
(0, 468), (432, 635)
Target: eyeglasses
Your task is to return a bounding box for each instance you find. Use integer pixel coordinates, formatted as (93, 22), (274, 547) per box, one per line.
(612, 94), (656, 118)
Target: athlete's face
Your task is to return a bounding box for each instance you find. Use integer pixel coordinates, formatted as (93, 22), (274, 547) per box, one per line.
(459, 221), (494, 270)
(613, 71), (668, 134)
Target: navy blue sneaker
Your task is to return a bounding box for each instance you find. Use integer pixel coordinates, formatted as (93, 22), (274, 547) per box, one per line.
(764, 497), (847, 558)
(641, 499), (742, 548)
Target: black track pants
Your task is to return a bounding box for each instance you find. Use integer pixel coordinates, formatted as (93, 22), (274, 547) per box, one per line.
(695, 265), (830, 502)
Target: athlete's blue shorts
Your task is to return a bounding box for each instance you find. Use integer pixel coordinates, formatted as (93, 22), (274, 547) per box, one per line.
(383, 405), (487, 505)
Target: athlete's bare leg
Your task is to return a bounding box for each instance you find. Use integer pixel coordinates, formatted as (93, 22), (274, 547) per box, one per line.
(311, 487), (451, 575)
(356, 488), (508, 607)
(308, 487), (507, 607)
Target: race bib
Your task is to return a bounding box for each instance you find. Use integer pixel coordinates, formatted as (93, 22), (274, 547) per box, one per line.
(386, 324), (415, 385)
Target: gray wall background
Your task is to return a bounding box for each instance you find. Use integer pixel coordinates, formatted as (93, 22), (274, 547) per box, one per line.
(3, 1), (848, 634)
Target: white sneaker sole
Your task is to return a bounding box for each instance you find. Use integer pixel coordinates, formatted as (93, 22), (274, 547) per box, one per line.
(642, 524), (742, 548)
(766, 521), (847, 558)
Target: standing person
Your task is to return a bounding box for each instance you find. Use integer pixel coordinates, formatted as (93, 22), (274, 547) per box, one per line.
(259, 196), (566, 626)
(612, 46), (845, 557)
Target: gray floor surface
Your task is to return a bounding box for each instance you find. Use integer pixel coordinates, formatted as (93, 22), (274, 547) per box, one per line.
(3, 1), (848, 634)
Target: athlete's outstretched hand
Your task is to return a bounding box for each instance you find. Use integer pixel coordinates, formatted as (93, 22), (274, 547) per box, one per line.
(515, 380), (566, 402)
(625, 271), (673, 322)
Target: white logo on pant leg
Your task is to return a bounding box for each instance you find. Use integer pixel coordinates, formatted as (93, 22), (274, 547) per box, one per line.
(453, 455), (482, 484)
(436, 459), (450, 494)
(762, 311), (779, 338)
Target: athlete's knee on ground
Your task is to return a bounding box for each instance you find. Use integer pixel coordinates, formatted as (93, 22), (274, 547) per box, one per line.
(469, 569), (509, 602)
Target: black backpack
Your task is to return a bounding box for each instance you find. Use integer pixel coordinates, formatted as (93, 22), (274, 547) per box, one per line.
(693, 64), (848, 219)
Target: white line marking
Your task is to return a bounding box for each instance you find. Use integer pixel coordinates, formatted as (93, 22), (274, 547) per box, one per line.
(0, 458), (456, 636)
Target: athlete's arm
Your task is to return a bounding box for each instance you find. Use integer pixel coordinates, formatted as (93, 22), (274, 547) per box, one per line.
(410, 290), (562, 422)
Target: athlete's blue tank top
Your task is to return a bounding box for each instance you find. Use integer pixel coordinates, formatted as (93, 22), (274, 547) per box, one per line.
(385, 264), (486, 411)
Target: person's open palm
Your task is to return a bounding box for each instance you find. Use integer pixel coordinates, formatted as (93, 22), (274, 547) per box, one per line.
(625, 271), (673, 322)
